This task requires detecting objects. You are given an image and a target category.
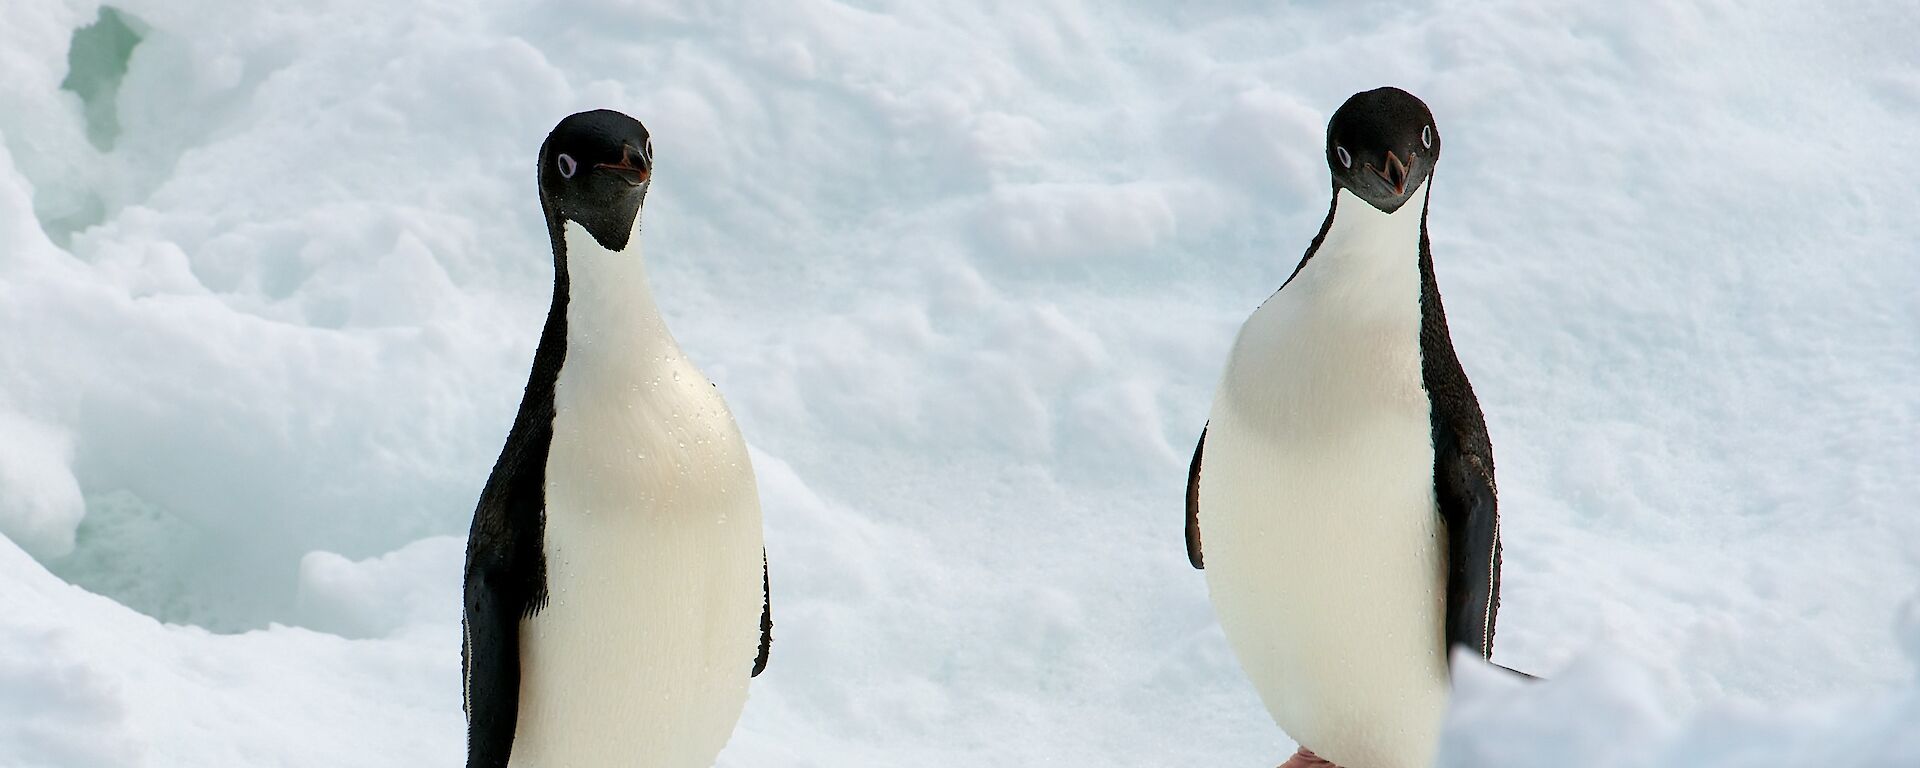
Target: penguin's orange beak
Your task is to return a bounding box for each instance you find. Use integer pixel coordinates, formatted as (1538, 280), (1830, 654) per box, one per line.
(595, 144), (651, 186)
(1370, 151), (1412, 197)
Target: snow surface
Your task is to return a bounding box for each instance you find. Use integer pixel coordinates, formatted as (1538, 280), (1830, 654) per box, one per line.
(1, 0), (1917, 765)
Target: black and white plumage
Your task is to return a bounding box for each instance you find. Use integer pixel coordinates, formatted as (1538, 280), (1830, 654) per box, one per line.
(462, 109), (771, 768)
(1184, 87), (1505, 768)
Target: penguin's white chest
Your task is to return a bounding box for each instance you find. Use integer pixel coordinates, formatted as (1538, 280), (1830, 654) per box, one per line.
(512, 223), (764, 768)
(1200, 189), (1448, 768)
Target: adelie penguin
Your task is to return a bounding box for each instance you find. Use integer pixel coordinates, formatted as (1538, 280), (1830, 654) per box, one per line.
(1184, 87), (1518, 768)
(462, 110), (771, 768)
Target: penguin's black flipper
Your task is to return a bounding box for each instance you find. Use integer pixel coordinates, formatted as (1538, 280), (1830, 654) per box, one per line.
(752, 550), (772, 677)
(463, 465), (547, 768)
(1184, 425), (1207, 569)
(463, 570), (522, 768)
(1417, 228), (1503, 662)
(1433, 427), (1500, 659)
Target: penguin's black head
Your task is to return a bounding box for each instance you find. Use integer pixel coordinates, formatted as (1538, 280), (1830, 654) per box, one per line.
(539, 109), (653, 252)
(1325, 87), (1439, 214)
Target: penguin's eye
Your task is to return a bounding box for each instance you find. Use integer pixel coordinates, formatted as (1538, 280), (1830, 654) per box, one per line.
(1421, 126), (1433, 150)
(642, 140), (653, 165)
(556, 153), (577, 179)
(1335, 146), (1352, 169)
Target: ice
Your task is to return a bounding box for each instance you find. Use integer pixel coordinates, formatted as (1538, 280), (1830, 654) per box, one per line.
(0, 0), (1916, 765)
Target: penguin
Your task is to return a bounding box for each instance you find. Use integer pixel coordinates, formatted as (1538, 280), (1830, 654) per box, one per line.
(462, 109), (772, 768)
(1184, 87), (1507, 768)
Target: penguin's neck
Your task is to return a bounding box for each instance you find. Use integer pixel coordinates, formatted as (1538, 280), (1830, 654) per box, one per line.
(1307, 186), (1428, 281)
(1227, 184), (1433, 419)
(557, 217), (679, 366)
(1260, 186), (1430, 355)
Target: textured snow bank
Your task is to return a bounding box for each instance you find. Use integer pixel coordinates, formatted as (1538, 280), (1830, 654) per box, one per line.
(1444, 613), (1920, 767)
(0, 534), (459, 768)
(1, 0), (1917, 765)
(0, 409), (84, 560)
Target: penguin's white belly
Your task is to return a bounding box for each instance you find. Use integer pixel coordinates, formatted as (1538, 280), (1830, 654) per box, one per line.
(511, 221), (764, 768)
(1200, 189), (1447, 768)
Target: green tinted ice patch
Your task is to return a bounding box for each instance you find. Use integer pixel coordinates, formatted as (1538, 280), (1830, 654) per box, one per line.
(61, 7), (143, 152)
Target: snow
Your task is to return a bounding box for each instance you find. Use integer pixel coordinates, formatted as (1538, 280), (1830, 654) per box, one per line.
(0, 411), (84, 560)
(1, 0), (1917, 765)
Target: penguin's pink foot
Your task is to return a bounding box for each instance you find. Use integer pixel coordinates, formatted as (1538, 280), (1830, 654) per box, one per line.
(1278, 746), (1339, 768)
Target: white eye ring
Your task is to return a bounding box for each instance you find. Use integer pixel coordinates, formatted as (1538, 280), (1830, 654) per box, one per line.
(557, 153), (577, 179)
(1335, 146), (1352, 168)
(1421, 125), (1433, 149)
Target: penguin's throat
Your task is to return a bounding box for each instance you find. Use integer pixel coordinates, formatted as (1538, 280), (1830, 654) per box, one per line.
(1316, 186), (1426, 268)
(560, 218), (676, 362)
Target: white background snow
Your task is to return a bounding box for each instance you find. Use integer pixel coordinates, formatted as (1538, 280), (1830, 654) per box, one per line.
(2, 0), (1918, 765)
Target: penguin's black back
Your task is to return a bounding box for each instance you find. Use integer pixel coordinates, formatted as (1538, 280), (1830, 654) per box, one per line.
(1414, 195), (1503, 659)
(460, 205), (570, 767)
